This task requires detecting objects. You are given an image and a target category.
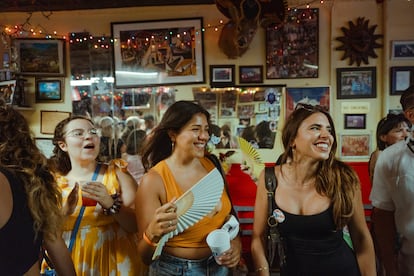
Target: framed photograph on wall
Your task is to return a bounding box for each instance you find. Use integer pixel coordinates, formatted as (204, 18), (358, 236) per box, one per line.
(344, 114), (366, 129)
(391, 40), (414, 60)
(0, 80), (16, 105)
(285, 86), (330, 119)
(336, 67), (376, 99)
(111, 17), (205, 87)
(266, 8), (319, 79)
(390, 66), (414, 95)
(339, 134), (370, 159)
(239, 65), (263, 84)
(13, 38), (66, 76)
(210, 65), (235, 87)
(35, 78), (63, 103)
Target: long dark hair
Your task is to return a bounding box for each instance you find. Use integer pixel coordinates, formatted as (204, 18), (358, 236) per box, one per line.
(141, 101), (211, 170)
(0, 100), (62, 240)
(279, 104), (357, 229)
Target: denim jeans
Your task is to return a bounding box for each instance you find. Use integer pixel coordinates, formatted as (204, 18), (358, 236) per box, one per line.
(149, 252), (229, 276)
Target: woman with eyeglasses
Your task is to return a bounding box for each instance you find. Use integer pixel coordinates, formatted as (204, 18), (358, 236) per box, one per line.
(46, 115), (145, 276)
(251, 103), (376, 275)
(368, 113), (411, 184)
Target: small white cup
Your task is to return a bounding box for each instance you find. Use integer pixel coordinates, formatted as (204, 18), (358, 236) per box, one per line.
(206, 229), (231, 265)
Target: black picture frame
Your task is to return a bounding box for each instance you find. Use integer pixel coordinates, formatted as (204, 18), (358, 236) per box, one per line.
(239, 65), (263, 84)
(35, 78), (63, 103)
(390, 66), (414, 95)
(391, 40), (414, 60)
(266, 8), (319, 79)
(111, 17), (205, 88)
(336, 67), (377, 99)
(344, 114), (366, 129)
(14, 38), (66, 76)
(210, 65), (235, 88)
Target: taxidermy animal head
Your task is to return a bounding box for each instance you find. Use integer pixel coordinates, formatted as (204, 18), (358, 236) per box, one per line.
(215, 0), (288, 59)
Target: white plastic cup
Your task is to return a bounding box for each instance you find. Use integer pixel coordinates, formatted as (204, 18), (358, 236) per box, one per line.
(206, 229), (231, 265)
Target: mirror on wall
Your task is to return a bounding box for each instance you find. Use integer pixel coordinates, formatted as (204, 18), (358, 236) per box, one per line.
(193, 86), (283, 149)
(69, 32), (175, 161)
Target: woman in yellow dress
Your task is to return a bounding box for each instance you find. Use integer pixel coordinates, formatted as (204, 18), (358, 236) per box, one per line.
(48, 115), (146, 276)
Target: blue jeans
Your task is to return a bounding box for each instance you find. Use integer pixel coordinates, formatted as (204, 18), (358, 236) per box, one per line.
(149, 252), (229, 276)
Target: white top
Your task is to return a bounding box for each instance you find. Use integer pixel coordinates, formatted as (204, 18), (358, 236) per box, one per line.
(370, 137), (414, 272)
(124, 154), (145, 185)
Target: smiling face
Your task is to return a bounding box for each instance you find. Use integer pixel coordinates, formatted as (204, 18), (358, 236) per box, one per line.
(58, 118), (100, 163)
(380, 121), (410, 147)
(170, 113), (210, 159)
(291, 112), (334, 162)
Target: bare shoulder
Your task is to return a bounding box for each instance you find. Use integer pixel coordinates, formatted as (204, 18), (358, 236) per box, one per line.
(138, 170), (166, 201)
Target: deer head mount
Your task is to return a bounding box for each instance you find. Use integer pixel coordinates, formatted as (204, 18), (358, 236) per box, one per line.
(215, 0), (288, 59)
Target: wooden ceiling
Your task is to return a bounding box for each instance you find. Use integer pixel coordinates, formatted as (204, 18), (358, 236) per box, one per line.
(0, 0), (215, 13)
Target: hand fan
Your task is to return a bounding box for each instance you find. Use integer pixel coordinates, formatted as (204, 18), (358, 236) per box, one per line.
(152, 168), (224, 260)
(237, 136), (264, 181)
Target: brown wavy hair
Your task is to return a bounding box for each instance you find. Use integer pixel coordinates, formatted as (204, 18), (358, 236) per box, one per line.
(0, 100), (62, 240)
(279, 104), (358, 229)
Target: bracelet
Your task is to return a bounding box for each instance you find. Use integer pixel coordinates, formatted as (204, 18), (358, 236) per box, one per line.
(143, 231), (158, 247)
(102, 193), (122, 215)
(255, 266), (269, 272)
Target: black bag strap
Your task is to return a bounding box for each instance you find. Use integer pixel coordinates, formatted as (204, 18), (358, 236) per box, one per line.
(264, 166), (287, 269)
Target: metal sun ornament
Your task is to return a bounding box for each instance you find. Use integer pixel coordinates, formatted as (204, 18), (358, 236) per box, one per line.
(335, 17), (383, 66)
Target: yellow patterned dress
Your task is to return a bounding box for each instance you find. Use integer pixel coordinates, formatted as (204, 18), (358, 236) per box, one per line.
(56, 159), (146, 276)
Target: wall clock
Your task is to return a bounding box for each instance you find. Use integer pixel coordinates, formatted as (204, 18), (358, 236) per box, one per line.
(335, 17), (383, 66)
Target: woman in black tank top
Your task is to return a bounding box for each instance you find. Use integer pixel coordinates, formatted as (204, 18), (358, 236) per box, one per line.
(251, 103), (376, 275)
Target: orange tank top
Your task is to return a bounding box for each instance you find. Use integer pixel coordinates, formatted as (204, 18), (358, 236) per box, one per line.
(152, 157), (232, 248)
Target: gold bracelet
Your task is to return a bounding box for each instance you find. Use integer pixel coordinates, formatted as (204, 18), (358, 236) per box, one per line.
(142, 231), (158, 247)
(255, 266), (269, 272)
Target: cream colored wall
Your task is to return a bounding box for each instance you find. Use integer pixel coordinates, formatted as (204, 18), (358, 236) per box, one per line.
(1, 0), (413, 163)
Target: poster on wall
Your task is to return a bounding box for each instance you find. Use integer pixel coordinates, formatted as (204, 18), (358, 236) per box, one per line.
(266, 8), (319, 79)
(285, 87), (330, 119)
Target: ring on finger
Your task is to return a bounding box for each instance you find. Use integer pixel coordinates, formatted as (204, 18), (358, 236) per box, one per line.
(169, 220), (173, 227)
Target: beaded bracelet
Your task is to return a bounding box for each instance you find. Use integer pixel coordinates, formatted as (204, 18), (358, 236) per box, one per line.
(255, 266), (269, 272)
(102, 193), (122, 215)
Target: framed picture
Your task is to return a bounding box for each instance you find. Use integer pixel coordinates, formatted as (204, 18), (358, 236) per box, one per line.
(285, 87), (330, 119)
(0, 80), (16, 105)
(344, 114), (366, 129)
(111, 17), (205, 87)
(40, 110), (71, 134)
(266, 8), (319, 79)
(210, 65), (235, 87)
(13, 38), (66, 76)
(239, 65), (263, 84)
(336, 67), (376, 99)
(391, 40), (414, 60)
(390, 66), (414, 95)
(339, 134), (370, 159)
(35, 138), (54, 158)
(35, 79), (63, 103)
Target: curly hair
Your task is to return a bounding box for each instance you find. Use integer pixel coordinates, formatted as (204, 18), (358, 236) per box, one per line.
(279, 104), (358, 229)
(0, 100), (62, 241)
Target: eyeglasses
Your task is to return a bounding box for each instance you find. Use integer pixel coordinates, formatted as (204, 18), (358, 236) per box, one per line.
(294, 102), (329, 112)
(64, 128), (99, 138)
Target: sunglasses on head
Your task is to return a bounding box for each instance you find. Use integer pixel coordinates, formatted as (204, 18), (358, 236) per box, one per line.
(294, 102), (329, 112)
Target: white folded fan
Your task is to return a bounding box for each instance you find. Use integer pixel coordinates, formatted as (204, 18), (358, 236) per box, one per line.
(152, 168), (224, 260)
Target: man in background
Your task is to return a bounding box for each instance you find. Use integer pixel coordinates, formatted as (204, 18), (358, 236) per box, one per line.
(370, 85), (414, 276)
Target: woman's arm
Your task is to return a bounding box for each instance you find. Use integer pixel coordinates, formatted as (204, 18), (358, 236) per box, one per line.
(251, 169), (271, 276)
(43, 235), (76, 276)
(135, 170), (178, 265)
(348, 186), (376, 276)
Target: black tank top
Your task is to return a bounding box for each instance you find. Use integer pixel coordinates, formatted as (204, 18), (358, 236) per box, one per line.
(0, 167), (43, 276)
(276, 204), (361, 276)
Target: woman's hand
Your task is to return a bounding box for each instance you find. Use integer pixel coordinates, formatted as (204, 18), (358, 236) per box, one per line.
(62, 183), (79, 216)
(145, 199), (178, 243)
(80, 181), (113, 208)
(217, 236), (242, 268)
